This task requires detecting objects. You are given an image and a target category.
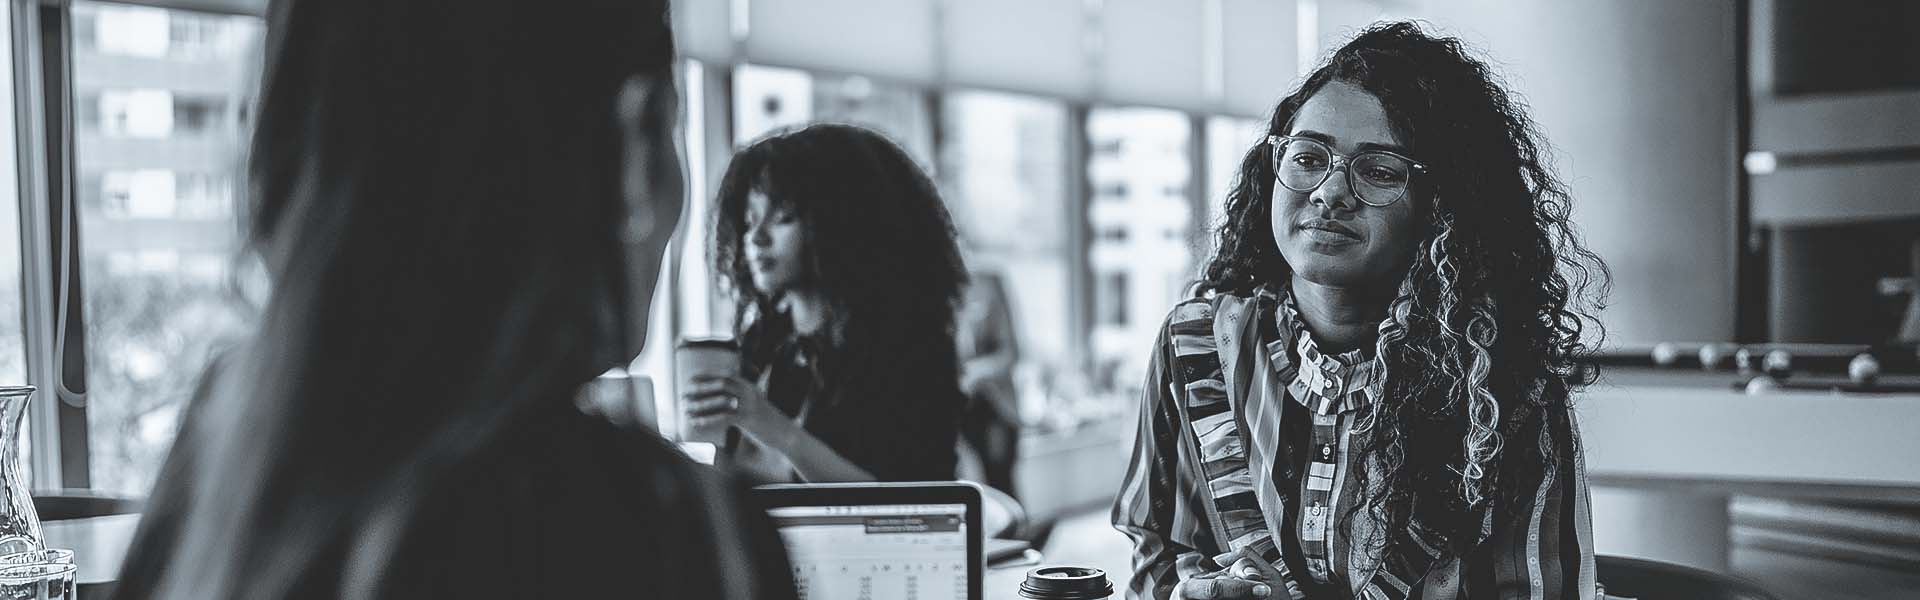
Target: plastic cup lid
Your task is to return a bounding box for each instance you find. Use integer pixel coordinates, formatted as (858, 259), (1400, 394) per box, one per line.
(1020, 566), (1113, 599)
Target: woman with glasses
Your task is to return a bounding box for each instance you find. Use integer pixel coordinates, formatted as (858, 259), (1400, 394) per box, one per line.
(1113, 22), (1608, 600)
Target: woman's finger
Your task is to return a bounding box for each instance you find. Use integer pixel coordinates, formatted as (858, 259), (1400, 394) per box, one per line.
(688, 374), (748, 387)
(682, 387), (738, 401)
(682, 380), (734, 395)
(683, 397), (740, 417)
(1174, 577), (1271, 600)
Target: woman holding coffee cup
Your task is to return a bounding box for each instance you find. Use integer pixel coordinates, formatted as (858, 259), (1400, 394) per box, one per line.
(687, 124), (969, 484)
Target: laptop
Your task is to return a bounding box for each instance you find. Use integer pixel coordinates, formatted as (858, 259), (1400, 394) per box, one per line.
(755, 482), (984, 600)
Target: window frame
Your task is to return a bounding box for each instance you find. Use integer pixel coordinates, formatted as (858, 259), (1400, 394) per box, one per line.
(6, 0), (1256, 493)
(10, 0), (267, 492)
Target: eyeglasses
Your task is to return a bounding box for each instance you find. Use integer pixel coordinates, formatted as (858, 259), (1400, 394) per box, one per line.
(1268, 135), (1427, 207)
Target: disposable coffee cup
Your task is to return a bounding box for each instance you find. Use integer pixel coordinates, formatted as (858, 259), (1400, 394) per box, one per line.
(1019, 566), (1113, 600)
(675, 338), (739, 445)
(581, 370), (657, 431)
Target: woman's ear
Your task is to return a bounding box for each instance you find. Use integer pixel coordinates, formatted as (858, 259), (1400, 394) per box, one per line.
(616, 75), (685, 249)
(612, 73), (687, 361)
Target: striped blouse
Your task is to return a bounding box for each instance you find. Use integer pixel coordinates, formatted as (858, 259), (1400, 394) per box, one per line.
(1111, 290), (1597, 599)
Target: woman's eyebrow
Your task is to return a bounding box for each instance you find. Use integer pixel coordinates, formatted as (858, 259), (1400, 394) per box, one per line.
(1292, 128), (1411, 155)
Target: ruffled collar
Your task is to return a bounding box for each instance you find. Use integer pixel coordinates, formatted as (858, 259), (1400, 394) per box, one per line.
(1264, 285), (1383, 415)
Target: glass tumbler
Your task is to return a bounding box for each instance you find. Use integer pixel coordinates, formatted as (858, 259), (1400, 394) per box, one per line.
(0, 562), (76, 600)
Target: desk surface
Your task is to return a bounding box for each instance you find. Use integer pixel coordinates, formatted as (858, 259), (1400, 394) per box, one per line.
(42, 514), (138, 586)
(40, 514), (1053, 597)
(987, 566), (1026, 599)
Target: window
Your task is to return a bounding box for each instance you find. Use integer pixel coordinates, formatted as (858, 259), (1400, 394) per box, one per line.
(91, 4), (168, 58)
(1097, 273), (1129, 327)
(171, 97), (222, 135)
(937, 91), (1070, 423)
(100, 169), (176, 218)
(98, 90), (172, 138)
(175, 173), (232, 219)
(733, 64), (934, 169)
(1206, 116), (1265, 241)
(0, 6), (24, 386)
(1086, 107), (1192, 394)
(73, 1), (263, 495)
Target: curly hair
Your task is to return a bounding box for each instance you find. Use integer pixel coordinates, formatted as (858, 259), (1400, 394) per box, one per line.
(1201, 22), (1610, 560)
(712, 123), (969, 414)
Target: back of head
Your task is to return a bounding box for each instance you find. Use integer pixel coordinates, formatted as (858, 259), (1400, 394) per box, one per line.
(138, 0), (677, 597)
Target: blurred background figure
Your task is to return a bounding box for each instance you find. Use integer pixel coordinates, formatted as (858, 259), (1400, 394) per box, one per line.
(108, 0), (795, 598)
(958, 270), (1023, 500)
(692, 123), (969, 485)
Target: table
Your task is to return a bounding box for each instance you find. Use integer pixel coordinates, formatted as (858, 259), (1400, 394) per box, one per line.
(35, 513), (1052, 598)
(41, 514), (138, 596)
(986, 561), (1035, 599)
(1578, 375), (1920, 572)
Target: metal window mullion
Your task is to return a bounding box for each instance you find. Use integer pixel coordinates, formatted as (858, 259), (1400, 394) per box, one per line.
(11, 0), (64, 491)
(1066, 102), (1091, 377)
(39, 0), (85, 491)
(1186, 113), (1207, 285)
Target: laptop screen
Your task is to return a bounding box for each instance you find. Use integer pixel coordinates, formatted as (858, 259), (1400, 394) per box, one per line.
(769, 502), (970, 600)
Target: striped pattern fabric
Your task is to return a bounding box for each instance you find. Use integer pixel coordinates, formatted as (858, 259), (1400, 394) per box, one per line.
(1170, 301), (1308, 599)
(1113, 292), (1598, 600)
(1268, 288), (1385, 588)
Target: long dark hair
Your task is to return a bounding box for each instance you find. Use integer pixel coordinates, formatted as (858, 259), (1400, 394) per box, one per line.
(1203, 22), (1609, 559)
(129, 0), (676, 597)
(712, 124), (967, 413)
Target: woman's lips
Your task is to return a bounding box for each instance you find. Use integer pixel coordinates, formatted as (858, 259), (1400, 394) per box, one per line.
(1297, 220), (1361, 242)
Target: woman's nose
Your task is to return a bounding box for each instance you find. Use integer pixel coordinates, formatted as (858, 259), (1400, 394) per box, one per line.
(749, 225), (771, 247)
(1310, 166), (1357, 211)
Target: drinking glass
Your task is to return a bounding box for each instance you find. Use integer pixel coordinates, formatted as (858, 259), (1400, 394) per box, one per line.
(0, 562), (75, 600)
(0, 549), (70, 567)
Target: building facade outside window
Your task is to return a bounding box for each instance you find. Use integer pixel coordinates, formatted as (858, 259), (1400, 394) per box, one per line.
(74, 1), (263, 495)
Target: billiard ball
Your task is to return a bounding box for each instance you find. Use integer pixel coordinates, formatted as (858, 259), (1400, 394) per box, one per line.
(1763, 350), (1793, 379)
(1699, 344), (1726, 370)
(1652, 343), (1680, 367)
(1744, 375), (1780, 394)
(1848, 354), (1881, 386)
(1733, 348), (1756, 374)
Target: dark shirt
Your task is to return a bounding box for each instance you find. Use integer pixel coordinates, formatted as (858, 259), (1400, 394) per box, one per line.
(377, 405), (796, 598)
(725, 328), (962, 483)
(115, 366), (797, 600)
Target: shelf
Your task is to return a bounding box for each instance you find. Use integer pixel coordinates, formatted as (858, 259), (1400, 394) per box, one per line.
(1752, 160), (1920, 227)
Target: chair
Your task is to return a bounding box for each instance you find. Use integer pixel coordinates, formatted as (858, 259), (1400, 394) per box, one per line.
(31, 489), (142, 521)
(976, 483), (1027, 540)
(1596, 555), (1783, 600)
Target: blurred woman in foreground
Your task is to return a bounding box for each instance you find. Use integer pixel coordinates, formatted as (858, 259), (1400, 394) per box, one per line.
(113, 1), (794, 598)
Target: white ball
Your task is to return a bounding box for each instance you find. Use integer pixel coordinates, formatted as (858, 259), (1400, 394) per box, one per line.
(1699, 345), (1726, 370)
(1848, 354), (1881, 385)
(1652, 343), (1680, 366)
(1744, 375), (1780, 394)
(1763, 350), (1793, 377)
(1734, 348), (1756, 373)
